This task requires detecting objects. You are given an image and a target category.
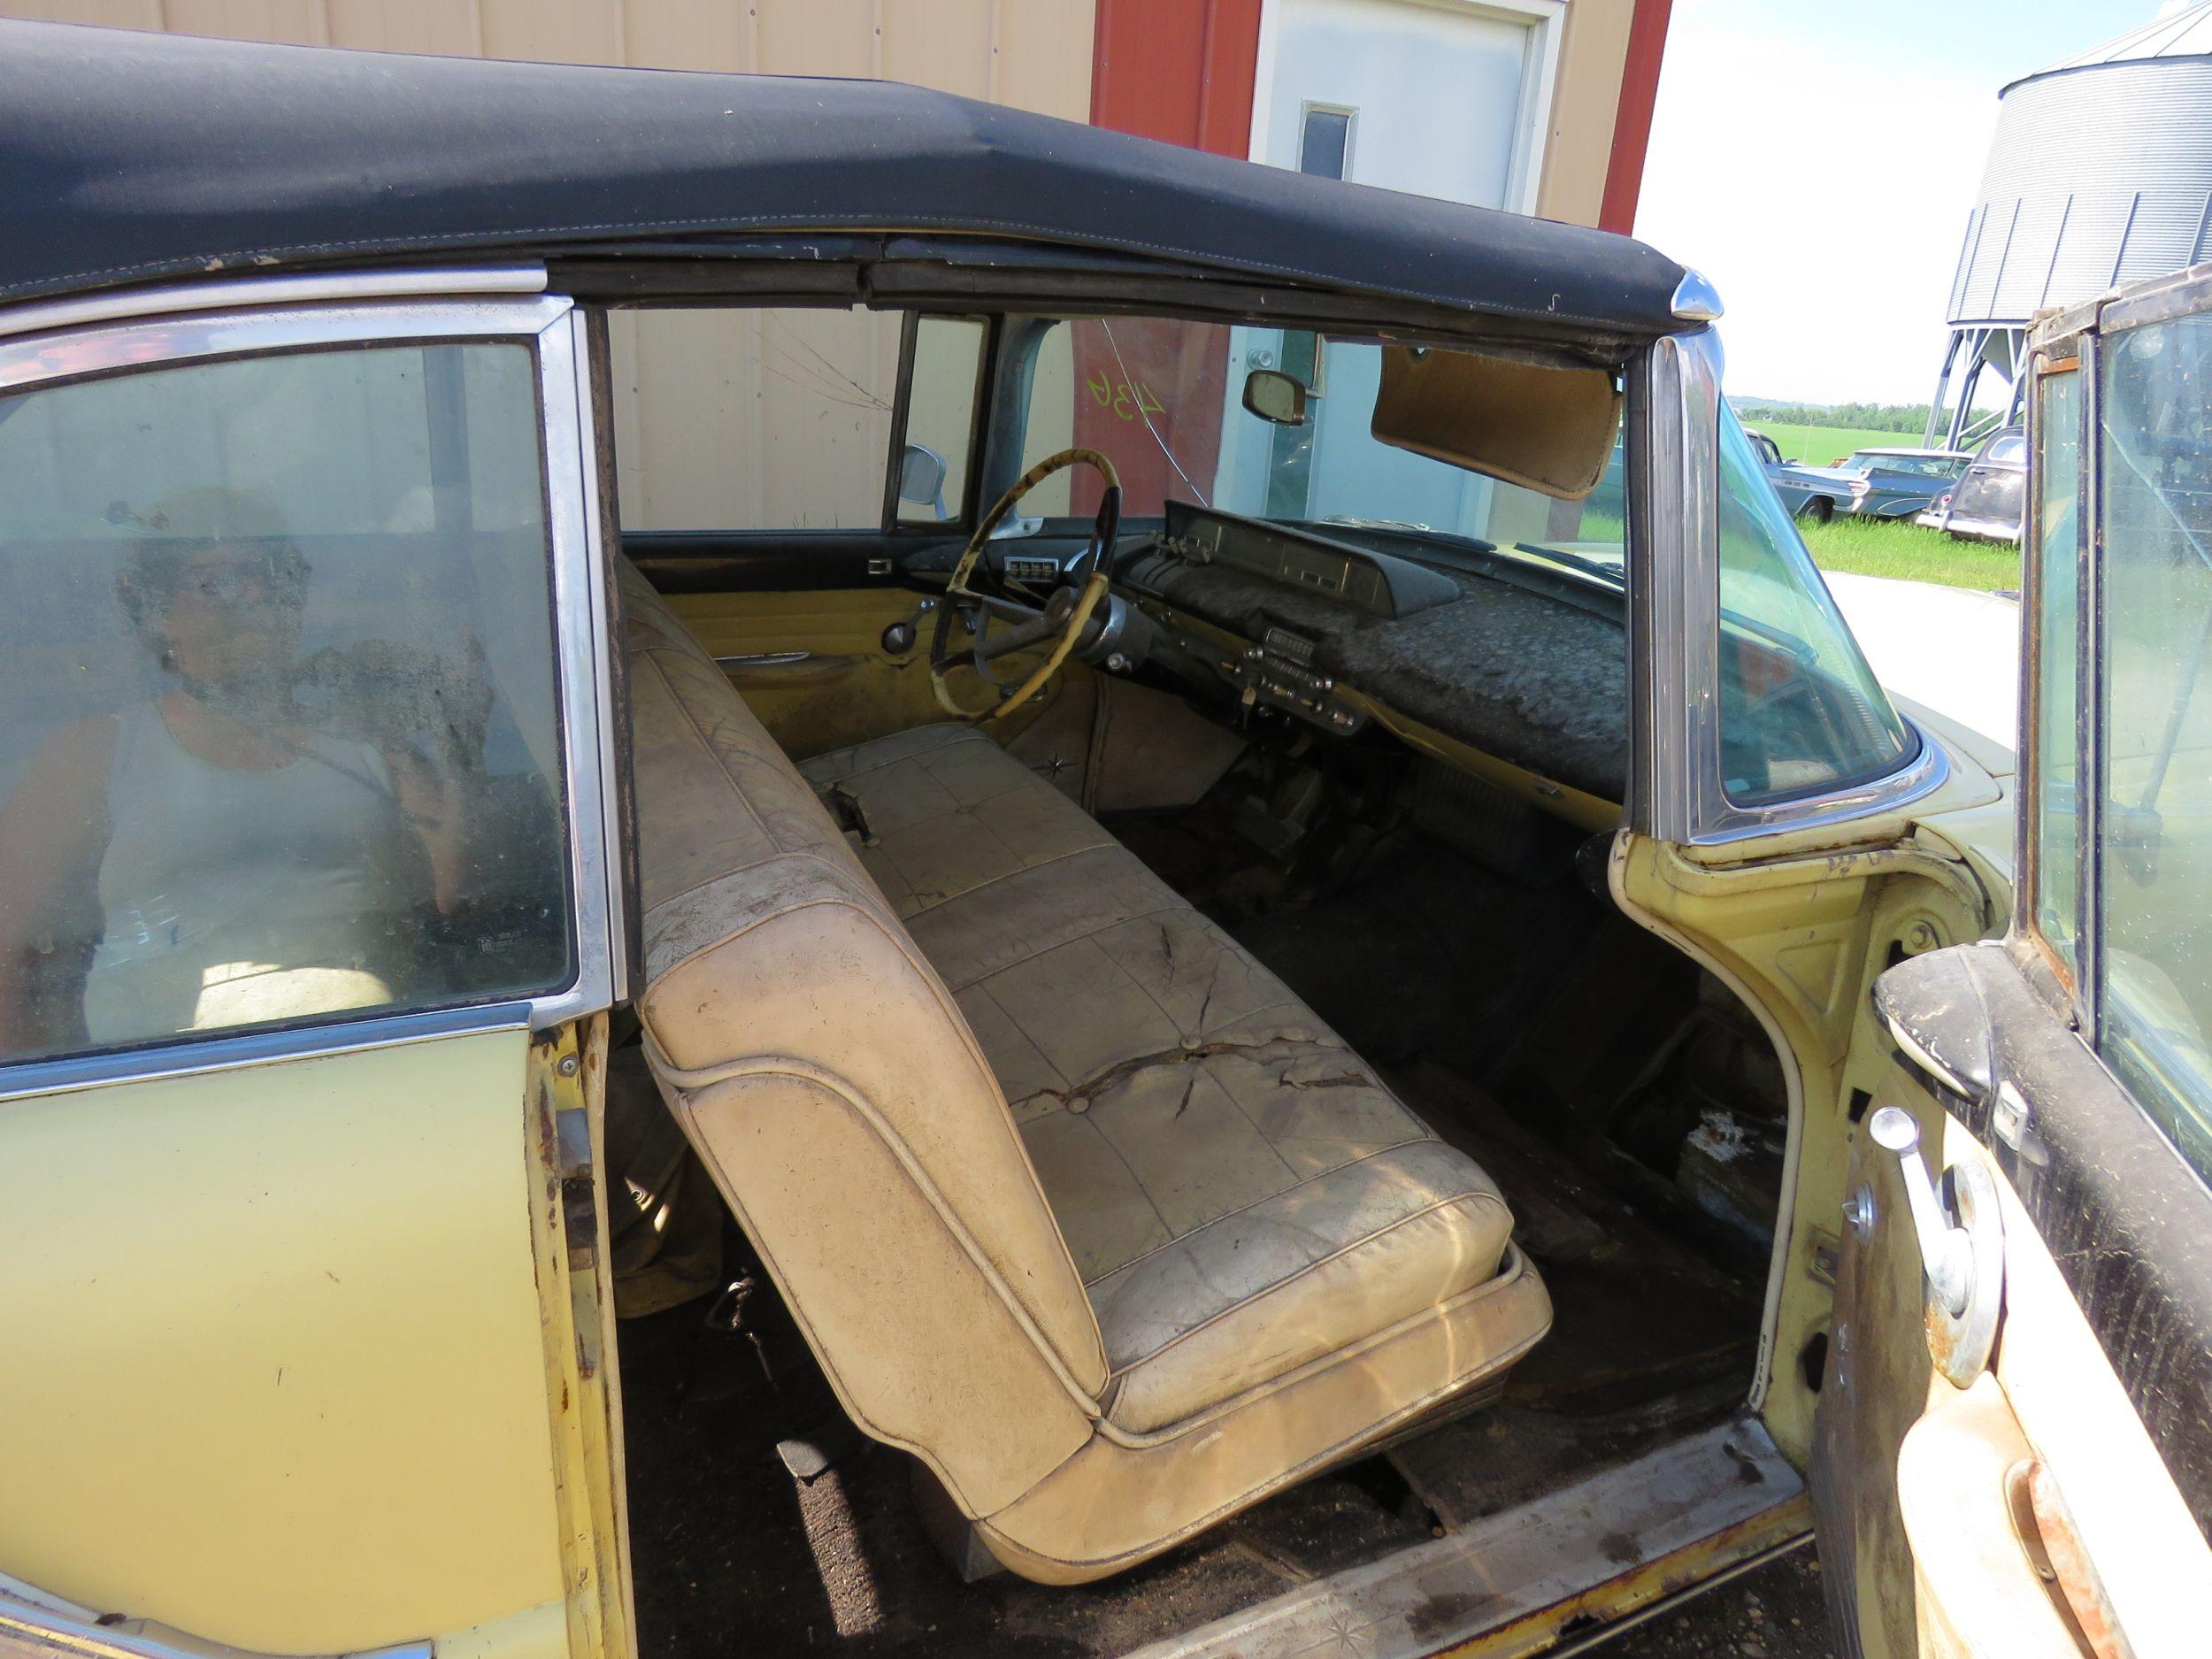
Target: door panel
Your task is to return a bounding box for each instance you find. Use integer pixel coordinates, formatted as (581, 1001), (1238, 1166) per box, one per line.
(1813, 1024), (2212, 1659)
(1895, 1372), (2093, 1657)
(628, 542), (1094, 762)
(0, 1030), (566, 1655)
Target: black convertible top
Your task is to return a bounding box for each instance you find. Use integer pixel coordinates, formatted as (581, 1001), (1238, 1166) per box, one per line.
(0, 21), (1690, 349)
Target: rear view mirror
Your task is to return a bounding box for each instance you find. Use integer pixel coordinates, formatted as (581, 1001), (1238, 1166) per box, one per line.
(899, 442), (949, 516)
(1241, 368), (1309, 426)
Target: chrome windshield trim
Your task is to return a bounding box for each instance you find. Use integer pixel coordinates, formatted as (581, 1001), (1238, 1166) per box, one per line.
(1627, 328), (1720, 842)
(0, 264), (548, 342)
(1631, 325), (1949, 846)
(1685, 718), (1953, 846)
(0, 1002), (534, 1105)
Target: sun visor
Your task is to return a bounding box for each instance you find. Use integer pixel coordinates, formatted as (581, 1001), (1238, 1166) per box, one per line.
(1370, 347), (1621, 500)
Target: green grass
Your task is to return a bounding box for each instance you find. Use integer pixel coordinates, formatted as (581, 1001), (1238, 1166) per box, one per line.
(1747, 420), (1923, 468)
(1795, 512), (2019, 592)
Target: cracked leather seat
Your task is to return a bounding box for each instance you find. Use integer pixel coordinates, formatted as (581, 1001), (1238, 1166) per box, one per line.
(623, 564), (1551, 1583)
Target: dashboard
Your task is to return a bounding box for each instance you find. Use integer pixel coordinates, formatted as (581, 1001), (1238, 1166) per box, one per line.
(1113, 504), (1632, 803)
(1149, 502), (1459, 620)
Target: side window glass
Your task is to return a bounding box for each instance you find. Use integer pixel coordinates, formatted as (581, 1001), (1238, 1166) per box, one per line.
(896, 317), (986, 526)
(1713, 411), (1916, 804)
(0, 342), (571, 1065)
(2094, 314), (2212, 1177)
(2031, 365), (2081, 970)
(611, 306), (895, 532)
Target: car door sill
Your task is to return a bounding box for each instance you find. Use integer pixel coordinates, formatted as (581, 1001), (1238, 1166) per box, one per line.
(1124, 1414), (1809, 1659)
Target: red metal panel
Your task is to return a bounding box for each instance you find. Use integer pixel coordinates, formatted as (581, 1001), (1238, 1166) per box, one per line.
(1081, 0), (1261, 511)
(1090, 0), (1261, 157)
(1600, 0), (1675, 234)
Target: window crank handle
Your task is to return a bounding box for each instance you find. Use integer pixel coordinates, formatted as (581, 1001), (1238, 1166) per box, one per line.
(1867, 1106), (1975, 1317)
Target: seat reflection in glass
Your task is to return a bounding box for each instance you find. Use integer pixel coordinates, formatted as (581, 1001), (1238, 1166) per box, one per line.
(0, 488), (481, 1056)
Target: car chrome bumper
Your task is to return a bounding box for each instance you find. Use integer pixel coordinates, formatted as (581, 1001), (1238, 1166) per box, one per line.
(1933, 513), (2022, 545)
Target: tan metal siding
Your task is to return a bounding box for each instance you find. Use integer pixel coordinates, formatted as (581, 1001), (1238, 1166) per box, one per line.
(1534, 0), (1632, 230)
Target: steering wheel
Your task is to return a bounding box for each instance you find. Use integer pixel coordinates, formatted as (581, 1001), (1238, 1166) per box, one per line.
(930, 448), (1122, 720)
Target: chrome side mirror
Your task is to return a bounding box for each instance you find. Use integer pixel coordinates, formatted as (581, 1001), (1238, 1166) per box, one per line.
(898, 442), (949, 518)
(1241, 368), (1309, 426)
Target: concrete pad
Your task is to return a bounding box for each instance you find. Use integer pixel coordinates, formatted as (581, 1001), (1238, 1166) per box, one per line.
(1823, 571), (2020, 757)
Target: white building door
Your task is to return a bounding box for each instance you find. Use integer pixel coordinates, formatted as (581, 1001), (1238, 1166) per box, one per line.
(1217, 0), (1555, 530)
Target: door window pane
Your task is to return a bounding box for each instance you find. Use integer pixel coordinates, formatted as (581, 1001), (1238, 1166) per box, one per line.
(611, 306), (896, 531)
(2094, 314), (2212, 1178)
(0, 342), (571, 1064)
(2031, 366), (2081, 969)
(1715, 410), (1916, 804)
(897, 317), (985, 526)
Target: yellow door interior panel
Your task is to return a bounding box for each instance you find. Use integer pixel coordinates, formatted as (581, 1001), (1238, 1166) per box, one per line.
(1609, 831), (1999, 1466)
(0, 1030), (569, 1657)
(656, 586), (1078, 760)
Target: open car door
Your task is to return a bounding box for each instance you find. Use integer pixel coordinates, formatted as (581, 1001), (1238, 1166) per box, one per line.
(0, 286), (632, 1659)
(1809, 297), (2212, 1655)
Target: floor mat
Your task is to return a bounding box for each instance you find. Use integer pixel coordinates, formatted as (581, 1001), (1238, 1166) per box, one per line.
(619, 1291), (1431, 1658)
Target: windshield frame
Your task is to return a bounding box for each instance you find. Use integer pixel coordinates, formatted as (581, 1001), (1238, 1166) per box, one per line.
(1628, 327), (1947, 844)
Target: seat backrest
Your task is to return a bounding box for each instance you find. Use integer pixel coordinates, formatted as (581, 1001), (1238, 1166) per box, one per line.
(618, 563), (1108, 1518)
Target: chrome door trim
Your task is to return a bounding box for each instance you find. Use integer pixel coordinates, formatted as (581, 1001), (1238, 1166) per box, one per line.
(0, 293), (621, 1087)
(0, 293), (572, 393)
(0, 265), (548, 343)
(0, 1577), (431, 1659)
(0, 1004), (534, 1107)
(714, 650), (813, 668)
(534, 304), (628, 1025)
(2076, 328), (2106, 1043)
(1630, 325), (1952, 846)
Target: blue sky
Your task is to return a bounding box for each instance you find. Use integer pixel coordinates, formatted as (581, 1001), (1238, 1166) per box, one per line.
(1635, 0), (2158, 407)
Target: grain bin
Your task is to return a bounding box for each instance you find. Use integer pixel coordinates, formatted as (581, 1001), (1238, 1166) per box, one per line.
(1931, 3), (2212, 447)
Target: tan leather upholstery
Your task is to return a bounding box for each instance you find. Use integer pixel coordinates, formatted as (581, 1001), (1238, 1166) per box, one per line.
(622, 563), (1551, 1581)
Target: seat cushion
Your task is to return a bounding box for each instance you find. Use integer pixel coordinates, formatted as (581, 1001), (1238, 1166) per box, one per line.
(801, 723), (1526, 1433)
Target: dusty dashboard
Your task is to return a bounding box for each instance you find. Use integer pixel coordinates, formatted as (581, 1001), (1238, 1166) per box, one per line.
(1144, 502), (1459, 620)
(1117, 503), (1461, 736)
(1111, 501), (1632, 803)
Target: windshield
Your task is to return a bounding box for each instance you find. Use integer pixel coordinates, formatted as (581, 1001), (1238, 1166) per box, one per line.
(1011, 318), (1624, 575)
(1717, 411), (1916, 803)
(1006, 317), (1912, 807)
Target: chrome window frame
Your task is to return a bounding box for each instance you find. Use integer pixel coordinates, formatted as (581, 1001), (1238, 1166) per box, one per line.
(2009, 339), (2087, 1006)
(0, 276), (625, 1102)
(1628, 325), (1949, 845)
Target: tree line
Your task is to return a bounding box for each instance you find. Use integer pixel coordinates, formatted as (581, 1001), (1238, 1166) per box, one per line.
(1729, 399), (1932, 434)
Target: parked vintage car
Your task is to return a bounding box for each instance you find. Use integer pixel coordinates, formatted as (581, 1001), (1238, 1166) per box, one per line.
(1832, 446), (1971, 518)
(0, 24), (2202, 1659)
(1755, 436), (1970, 524)
(1917, 425), (2028, 542)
